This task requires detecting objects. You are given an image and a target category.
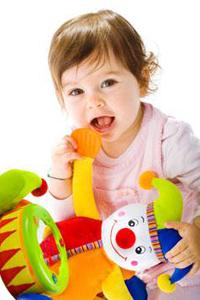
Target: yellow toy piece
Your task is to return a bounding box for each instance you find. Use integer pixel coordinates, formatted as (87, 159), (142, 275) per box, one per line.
(72, 128), (101, 220)
(102, 265), (133, 300)
(73, 158), (100, 220)
(157, 273), (176, 293)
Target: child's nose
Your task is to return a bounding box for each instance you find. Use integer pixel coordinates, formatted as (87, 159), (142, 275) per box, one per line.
(87, 94), (105, 109)
(115, 228), (136, 249)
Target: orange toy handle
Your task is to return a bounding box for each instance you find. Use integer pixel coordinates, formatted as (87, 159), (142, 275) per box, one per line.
(71, 128), (102, 158)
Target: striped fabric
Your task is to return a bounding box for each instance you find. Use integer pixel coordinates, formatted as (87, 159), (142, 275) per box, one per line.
(146, 203), (166, 262)
(45, 239), (103, 265)
(67, 240), (103, 257)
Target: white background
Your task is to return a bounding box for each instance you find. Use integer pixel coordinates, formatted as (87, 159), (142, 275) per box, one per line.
(0, 0), (200, 299)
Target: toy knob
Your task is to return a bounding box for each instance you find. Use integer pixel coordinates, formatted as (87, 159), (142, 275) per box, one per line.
(139, 171), (158, 190)
(31, 178), (48, 197)
(115, 228), (136, 249)
(157, 273), (176, 293)
(71, 128), (101, 158)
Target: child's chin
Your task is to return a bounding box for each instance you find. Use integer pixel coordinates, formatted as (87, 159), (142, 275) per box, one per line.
(100, 131), (116, 140)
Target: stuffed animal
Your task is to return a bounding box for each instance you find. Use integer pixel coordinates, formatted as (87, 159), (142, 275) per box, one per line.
(102, 170), (193, 293)
(41, 128), (193, 299)
(0, 169), (68, 298)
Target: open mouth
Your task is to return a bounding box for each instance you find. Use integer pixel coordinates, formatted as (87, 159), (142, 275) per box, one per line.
(90, 116), (115, 133)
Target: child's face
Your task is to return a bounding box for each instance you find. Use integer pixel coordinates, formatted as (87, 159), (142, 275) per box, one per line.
(61, 51), (141, 144)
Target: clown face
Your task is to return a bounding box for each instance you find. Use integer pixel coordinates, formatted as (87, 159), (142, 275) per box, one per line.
(102, 204), (160, 272)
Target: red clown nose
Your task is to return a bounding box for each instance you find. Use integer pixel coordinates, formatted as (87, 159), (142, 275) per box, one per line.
(115, 228), (136, 249)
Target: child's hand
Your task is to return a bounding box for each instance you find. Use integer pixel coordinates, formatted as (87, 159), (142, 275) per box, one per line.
(165, 221), (200, 276)
(51, 135), (83, 179)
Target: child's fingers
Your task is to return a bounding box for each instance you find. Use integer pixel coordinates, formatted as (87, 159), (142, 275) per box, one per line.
(165, 239), (187, 259)
(63, 135), (78, 150)
(168, 247), (191, 264)
(172, 256), (195, 269)
(63, 152), (83, 163)
(54, 143), (69, 154)
(187, 261), (200, 276)
(165, 221), (189, 235)
(53, 136), (78, 155)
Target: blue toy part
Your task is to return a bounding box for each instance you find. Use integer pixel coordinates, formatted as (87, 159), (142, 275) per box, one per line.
(125, 275), (147, 300)
(16, 293), (52, 300)
(158, 228), (193, 283)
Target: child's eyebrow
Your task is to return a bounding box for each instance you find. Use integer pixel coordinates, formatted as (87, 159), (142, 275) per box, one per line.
(62, 81), (77, 89)
(62, 70), (121, 88)
(103, 70), (121, 76)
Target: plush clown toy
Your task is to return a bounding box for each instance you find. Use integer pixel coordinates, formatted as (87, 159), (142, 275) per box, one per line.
(102, 171), (193, 293)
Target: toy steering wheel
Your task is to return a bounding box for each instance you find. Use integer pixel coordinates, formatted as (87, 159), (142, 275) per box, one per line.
(0, 203), (68, 296)
(22, 204), (68, 294)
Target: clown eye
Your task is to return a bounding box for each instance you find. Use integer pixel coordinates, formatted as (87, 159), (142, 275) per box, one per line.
(128, 219), (138, 227)
(135, 246), (146, 254)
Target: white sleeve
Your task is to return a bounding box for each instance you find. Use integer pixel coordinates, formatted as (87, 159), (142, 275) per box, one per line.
(162, 118), (200, 217)
(162, 118), (200, 189)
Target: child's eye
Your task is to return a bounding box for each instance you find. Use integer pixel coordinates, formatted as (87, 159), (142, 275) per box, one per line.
(101, 79), (117, 88)
(69, 88), (83, 96)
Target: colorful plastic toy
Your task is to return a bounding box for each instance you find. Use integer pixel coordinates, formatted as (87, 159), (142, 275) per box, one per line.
(42, 128), (193, 299)
(0, 170), (68, 298)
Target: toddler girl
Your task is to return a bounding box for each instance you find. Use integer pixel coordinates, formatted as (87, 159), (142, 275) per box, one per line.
(47, 9), (200, 299)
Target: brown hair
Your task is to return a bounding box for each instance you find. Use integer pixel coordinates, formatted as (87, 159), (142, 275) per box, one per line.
(48, 9), (159, 105)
